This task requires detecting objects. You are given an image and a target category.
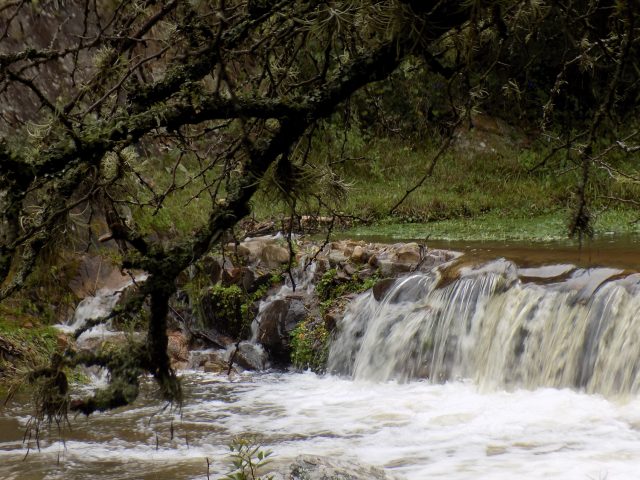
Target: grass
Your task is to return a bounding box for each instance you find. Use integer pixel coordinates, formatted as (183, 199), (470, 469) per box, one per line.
(119, 124), (640, 244)
(344, 209), (640, 242)
(251, 125), (640, 242)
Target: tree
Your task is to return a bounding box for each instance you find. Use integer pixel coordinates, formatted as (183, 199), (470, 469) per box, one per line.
(0, 1), (638, 417)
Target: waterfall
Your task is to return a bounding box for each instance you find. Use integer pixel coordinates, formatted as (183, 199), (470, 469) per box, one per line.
(58, 274), (147, 340)
(328, 259), (640, 396)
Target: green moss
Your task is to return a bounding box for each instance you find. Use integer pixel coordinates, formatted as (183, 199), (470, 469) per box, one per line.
(290, 317), (329, 372)
(0, 321), (62, 392)
(199, 284), (246, 337)
(316, 268), (378, 302)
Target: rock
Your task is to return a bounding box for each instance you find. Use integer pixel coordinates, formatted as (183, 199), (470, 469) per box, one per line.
(372, 278), (396, 301)
(236, 236), (289, 267)
(323, 311), (339, 332)
(240, 268), (256, 291)
(368, 254), (378, 267)
(351, 245), (367, 263)
(377, 259), (411, 277)
(56, 332), (70, 349)
(167, 331), (189, 369)
(271, 455), (390, 480)
(394, 242), (422, 264)
(328, 251), (348, 266)
(76, 331), (143, 354)
(256, 296), (307, 362)
(237, 238), (268, 259)
(222, 267), (243, 286)
(191, 329), (235, 349)
(200, 257), (222, 284)
(69, 254), (132, 298)
(261, 244), (291, 268)
(248, 272), (277, 294)
(343, 263), (357, 276)
(234, 244), (251, 258)
(257, 299), (288, 347)
(199, 285), (244, 338)
(357, 267), (375, 280)
(203, 357), (229, 374)
(232, 342), (267, 370)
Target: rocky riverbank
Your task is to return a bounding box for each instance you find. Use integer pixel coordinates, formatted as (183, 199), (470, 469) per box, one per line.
(38, 235), (458, 379)
(168, 235), (458, 374)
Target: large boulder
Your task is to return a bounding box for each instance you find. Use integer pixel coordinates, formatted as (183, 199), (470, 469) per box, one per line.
(255, 295), (308, 363)
(199, 285), (245, 338)
(234, 236), (291, 268)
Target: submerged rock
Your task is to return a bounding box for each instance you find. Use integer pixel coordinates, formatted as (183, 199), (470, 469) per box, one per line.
(271, 455), (390, 480)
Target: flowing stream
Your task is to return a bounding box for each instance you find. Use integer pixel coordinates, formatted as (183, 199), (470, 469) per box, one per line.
(3, 245), (640, 479)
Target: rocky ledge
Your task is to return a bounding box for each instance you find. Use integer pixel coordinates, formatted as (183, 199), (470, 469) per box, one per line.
(173, 235), (458, 373)
(61, 234), (458, 375)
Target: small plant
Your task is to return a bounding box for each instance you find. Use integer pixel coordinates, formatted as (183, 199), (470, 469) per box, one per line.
(290, 317), (330, 372)
(219, 437), (274, 480)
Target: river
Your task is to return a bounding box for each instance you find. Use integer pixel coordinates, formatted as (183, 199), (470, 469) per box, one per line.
(2, 238), (640, 479)
(2, 371), (640, 479)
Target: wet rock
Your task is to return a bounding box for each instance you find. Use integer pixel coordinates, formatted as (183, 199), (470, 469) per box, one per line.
(256, 296), (307, 362)
(372, 278), (396, 301)
(271, 455), (389, 480)
(168, 331), (189, 369)
(69, 254), (133, 299)
(203, 357), (231, 374)
(257, 299), (287, 347)
(231, 342), (267, 370)
(323, 310), (339, 332)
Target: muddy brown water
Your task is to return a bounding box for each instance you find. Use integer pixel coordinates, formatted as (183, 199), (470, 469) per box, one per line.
(3, 236), (640, 479)
(347, 234), (640, 270)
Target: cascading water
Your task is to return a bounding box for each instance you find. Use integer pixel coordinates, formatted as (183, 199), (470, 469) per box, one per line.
(328, 259), (640, 396)
(57, 274), (147, 347)
(5, 250), (640, 480)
